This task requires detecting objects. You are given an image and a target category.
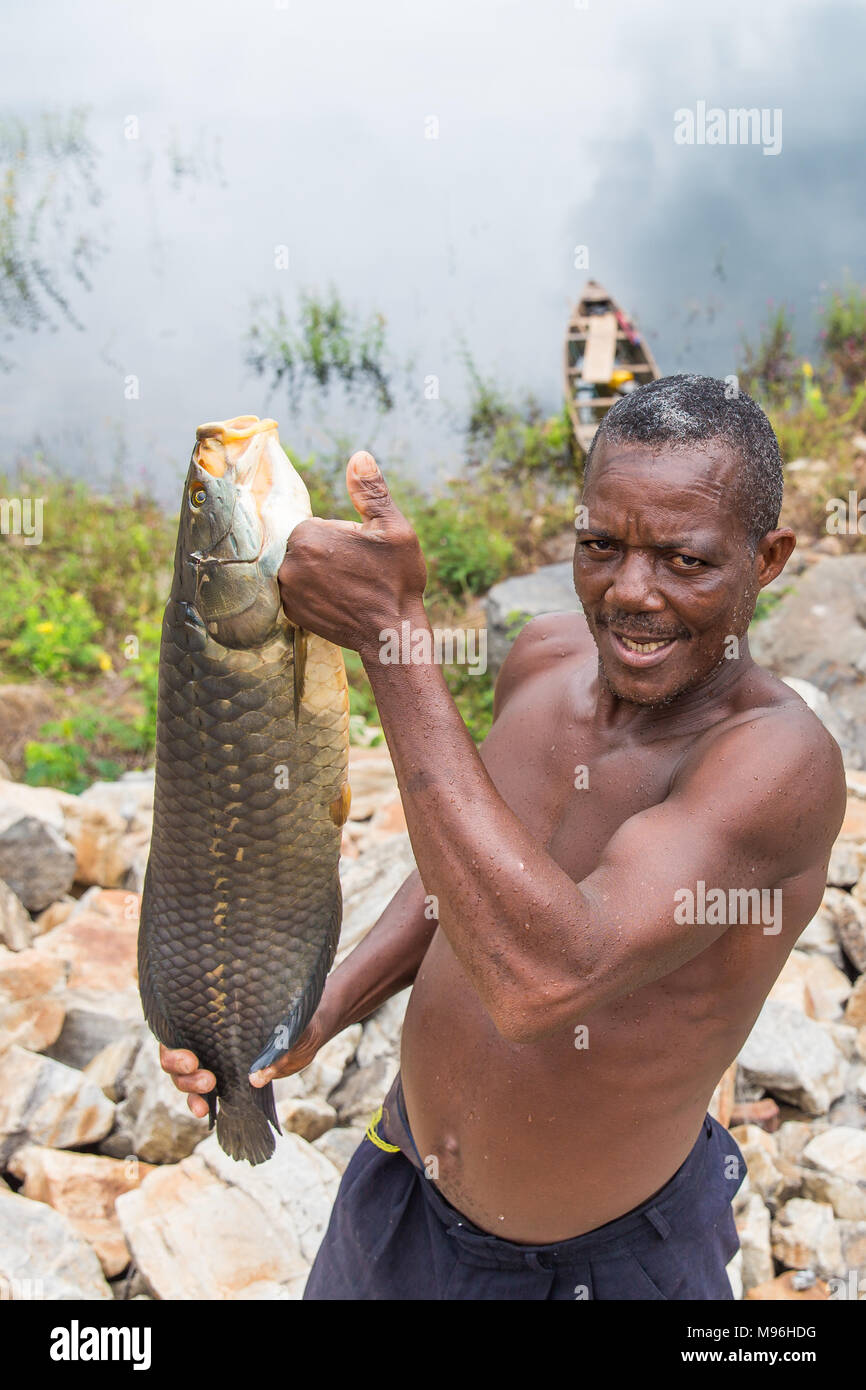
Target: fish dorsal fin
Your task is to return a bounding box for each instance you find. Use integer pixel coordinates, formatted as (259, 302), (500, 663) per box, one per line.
(292, 626), (307, 727)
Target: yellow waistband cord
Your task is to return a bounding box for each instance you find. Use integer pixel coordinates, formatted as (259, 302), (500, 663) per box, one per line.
(365, 1104), (400, 1153)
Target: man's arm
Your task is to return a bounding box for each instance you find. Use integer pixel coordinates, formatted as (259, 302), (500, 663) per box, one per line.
(364, 635), (845, 1043)
(276, 454), (846, 1048)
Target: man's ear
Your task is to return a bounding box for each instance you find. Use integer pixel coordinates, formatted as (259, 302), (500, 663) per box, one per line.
(755, 528), (796, 589)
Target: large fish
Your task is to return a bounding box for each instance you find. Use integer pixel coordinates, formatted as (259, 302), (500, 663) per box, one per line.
(138, 415), (350, 1164)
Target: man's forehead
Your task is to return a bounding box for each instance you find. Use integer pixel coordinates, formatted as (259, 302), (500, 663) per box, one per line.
(586, 437), (738, 485)
(580, 439), (748, 543)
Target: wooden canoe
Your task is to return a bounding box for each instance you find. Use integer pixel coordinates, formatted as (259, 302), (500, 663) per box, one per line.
(564, 279), (661, 456)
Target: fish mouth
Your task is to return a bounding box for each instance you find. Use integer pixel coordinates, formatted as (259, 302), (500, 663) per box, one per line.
(188, 416), (280, 567)
(194, 415), (279, 478)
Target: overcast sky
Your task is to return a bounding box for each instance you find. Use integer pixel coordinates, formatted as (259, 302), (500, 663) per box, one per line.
(2, 0), (865, 497)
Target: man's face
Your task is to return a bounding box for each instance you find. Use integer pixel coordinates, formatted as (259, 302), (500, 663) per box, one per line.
(574, 439), (767, 706)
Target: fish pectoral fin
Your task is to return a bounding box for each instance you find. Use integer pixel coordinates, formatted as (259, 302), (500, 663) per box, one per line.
(292, 626), (307, 727)
(170, 600), (208, 652)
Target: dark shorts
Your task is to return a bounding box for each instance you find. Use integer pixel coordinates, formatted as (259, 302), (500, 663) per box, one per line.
(303, 1073), (745, 1301)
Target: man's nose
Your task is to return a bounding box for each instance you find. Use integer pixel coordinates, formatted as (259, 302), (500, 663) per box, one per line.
(604, 549), (666, 611)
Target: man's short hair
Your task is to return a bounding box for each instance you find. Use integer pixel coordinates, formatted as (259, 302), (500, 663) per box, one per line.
(583, 374), (783, 548)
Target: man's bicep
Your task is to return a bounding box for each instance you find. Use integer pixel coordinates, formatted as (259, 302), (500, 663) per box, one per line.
(574, 797), (740, 1007)
(572, 719), (824, 1010)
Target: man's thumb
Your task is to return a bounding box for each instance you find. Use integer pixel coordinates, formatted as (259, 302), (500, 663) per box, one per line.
(346, 450), (397, 524)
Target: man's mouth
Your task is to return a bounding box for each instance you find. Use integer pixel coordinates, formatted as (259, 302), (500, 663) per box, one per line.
(607, 629), (681, 668)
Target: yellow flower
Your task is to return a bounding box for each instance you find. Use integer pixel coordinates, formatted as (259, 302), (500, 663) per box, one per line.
(34, 621), (54, 634)
(801, 361), (814, 378)
(97, 652), (113, 672)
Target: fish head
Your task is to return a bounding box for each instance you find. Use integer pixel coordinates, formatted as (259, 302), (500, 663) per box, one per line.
(178, 415), (312, 648)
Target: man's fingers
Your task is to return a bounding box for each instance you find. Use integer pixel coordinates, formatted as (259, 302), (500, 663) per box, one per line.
(345, 451), (402, 526)
(187, 1095), (209, 1120)
(159, 1045), (198, 1076)
(172, 1068), (216, 1095)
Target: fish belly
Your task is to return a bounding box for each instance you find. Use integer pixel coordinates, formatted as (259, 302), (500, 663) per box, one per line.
(138, 607), (349, 1163)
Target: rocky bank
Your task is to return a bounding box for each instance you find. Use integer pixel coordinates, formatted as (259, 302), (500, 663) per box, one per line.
(1, 643), (866, 1298)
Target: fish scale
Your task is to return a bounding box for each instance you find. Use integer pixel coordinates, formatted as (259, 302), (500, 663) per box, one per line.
(138, 415), (349, 1164)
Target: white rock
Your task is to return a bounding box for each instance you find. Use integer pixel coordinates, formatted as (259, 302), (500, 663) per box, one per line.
(737, 1001), (848, 1115)
(0, 945), (66, 1053)
(296, 1023), (362, 1098)
(328, 1056), (399, 1127)
(771, 1198), (843, 1280)
(356, 988), (411, 1069)
(776, 1120), (817, 1164)
(0, 800), (77, 912)
(116, 1130), (340, 1299)
(735, 1193), (774, 1291)
(313, 1125), (365, 1174)
(45, 987), (144, 1071)
(335, 835), (417, 964)
(83, 1031), (145, 1102)
(726, 1248), (743, 1301)
(276, 1096), (336, 1143)
(797, 897), (845, 966)
(823, 887), (866, 973)
(0, 1046), (115, 1165)
(7, 1143), (156, 1278)
(845, 974), (866, 1030)
(730, 1125), (784, 1207)
(801, 1127), (866, 1221)
(107, 1033), (208, 1164)
(63, 779), (154, 889)
(199, 1130), (340, 1264)
(0, 876), (33, 950)
(0, 1189), (113, 1299)
(818, 1020), (860, 1060)
(828, 840), (866, 888)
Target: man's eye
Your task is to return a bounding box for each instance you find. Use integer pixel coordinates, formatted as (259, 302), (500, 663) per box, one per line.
(582, 539), (614, 553)
(670, 554), (704, 569)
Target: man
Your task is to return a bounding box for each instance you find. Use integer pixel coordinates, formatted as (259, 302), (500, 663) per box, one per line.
(162, 374), (846, 1300)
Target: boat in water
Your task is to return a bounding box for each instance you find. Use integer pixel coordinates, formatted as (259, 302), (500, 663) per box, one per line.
(563, 280), (661, 455)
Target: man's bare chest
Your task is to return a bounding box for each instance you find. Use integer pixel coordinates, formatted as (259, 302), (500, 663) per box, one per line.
(481, 691), (691, 884)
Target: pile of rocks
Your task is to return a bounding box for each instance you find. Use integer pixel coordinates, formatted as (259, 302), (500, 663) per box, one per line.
(1, 743), (865, 1300)
(0, 748), (413, 1300)
(725, 772), (866, 1301)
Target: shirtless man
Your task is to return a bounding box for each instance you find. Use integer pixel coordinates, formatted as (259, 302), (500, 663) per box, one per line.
(162, 374), (846, 1300)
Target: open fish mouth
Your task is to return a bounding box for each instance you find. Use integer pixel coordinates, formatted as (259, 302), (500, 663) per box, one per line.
(186, 416), (281, 568)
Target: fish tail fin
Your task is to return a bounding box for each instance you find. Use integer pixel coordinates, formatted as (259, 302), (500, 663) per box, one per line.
(216, 1084), (280, 1165)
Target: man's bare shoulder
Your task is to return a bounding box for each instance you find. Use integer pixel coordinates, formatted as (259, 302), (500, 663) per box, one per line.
(493, 611), (593, 719)
(672, 670), (847, 865)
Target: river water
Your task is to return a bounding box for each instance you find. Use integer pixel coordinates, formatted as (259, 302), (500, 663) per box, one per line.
(2, 0), (865, 501)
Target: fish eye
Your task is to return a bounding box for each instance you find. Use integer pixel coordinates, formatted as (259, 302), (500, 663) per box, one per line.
(190, 486), (207, 507)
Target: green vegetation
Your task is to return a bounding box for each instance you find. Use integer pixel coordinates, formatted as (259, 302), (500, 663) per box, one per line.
(736, 285), (866, 542)
(7, 277), (863, 791)
(0, 360), (574, 784)
(245, 287), (394, 413)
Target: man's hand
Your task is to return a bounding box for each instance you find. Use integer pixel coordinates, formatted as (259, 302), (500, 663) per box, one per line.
(158, 1010), (331, 1118)
(278, 450), (427, 657)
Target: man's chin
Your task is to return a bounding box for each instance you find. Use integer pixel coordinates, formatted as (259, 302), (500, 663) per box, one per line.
(597, 656), (701, 708)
